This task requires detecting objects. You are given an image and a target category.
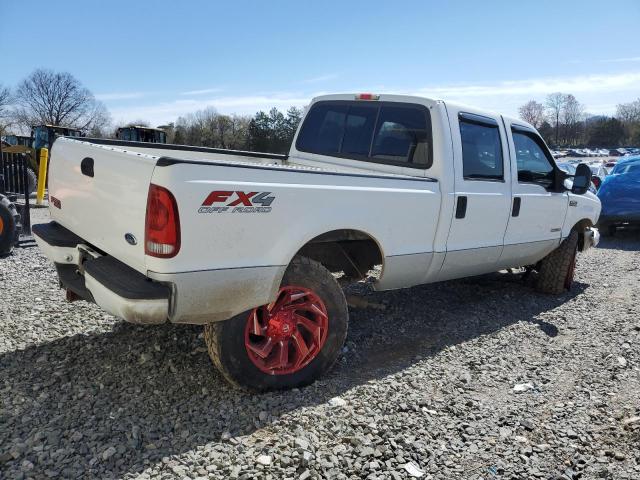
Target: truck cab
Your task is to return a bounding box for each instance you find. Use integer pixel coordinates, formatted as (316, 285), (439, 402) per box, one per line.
(116, 126), (167, 143)
(289, 94), (599, 283)
(32, 125), (83, 151)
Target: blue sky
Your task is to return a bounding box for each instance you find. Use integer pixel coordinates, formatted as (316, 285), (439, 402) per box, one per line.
(2, 0), (639, 127)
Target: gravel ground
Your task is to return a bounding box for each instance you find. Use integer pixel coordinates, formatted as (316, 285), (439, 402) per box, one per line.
(1, 208), (639, 480)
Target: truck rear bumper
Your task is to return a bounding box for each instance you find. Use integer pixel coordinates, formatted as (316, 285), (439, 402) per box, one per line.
(33, 221), (286, 325)
(33, 222), (170, 324)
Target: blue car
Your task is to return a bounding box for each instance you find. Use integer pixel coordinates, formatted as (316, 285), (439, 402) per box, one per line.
(597, 156), (640, 234)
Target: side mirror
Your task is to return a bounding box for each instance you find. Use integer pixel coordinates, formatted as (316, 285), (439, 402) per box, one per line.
(571, 163), (591, 195)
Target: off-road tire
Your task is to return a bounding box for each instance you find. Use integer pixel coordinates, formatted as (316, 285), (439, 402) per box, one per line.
(204, 256), (349, 392)
(0, 195), (21, 256)
(535, 230), (579, 294)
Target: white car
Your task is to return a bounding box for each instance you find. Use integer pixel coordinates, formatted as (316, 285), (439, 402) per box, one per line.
(33, 93), (601, 391)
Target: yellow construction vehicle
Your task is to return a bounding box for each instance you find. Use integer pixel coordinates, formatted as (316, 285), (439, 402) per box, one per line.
(1, 125), (83, 191)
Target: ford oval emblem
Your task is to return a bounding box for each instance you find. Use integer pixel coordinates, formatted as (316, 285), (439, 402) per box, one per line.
(125, 233), (137, 245)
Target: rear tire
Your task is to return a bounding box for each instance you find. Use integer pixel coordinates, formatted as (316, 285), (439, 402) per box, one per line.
(535, 231), (579, 294)
(0, 195), (21, 256)
(204, 256), (348, 392)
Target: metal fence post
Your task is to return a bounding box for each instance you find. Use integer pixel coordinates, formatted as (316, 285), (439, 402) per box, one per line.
(36, 148), (49, 205)
(21, 154), (31, 235)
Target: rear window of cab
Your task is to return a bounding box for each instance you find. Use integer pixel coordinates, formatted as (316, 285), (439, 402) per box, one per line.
(295, 101), (433, 169)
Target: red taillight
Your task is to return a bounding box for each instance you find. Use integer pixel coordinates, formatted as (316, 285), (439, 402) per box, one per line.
(592, 176), (601, 189)
(145, 184), (180, 258)
(355, 93), (380, 101)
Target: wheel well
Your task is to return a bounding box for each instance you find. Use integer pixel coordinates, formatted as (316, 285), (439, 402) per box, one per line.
(294, 229), (383, 282)
(572, 218), (594, 251)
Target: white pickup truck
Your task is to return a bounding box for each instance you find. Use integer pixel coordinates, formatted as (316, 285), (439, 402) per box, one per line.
(34, 93), (600, 391)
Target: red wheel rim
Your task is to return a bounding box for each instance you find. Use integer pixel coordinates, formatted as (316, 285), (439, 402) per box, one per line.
(244, 286), (329, 375)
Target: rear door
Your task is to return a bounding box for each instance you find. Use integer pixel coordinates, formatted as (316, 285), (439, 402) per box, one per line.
(438, 107), (512, 281)
(499, 120), (568, 267)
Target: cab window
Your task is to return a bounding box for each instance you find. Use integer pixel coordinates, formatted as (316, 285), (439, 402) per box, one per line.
(372, 106), (430, 165)
(459, 114), (504, 181)
(296, 100), (432, 168)
(512, 129), (555, 188)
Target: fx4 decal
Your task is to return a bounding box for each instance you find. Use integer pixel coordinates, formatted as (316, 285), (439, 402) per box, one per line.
(198, 190), (275, 214)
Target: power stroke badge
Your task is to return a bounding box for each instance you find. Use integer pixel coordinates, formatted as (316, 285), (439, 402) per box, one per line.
(198, 191), (275, 214)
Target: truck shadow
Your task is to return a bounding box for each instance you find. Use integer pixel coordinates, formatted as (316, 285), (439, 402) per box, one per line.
(0, 272), (587, 478)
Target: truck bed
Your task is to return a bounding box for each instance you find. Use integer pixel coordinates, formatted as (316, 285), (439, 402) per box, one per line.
(44, 136), (441, 324)
(70, 137), (427, 178)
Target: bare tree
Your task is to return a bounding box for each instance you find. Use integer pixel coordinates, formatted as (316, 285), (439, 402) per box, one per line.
(545, 93), (566, 146)
(615, 98), (640, 146)
(13, 69), (111, 133)
(174, 108), (253, 150)
(561, 94), (584, 145)
(518, 100), (545, 129)
(562, 95), (583, 124)
(228, 114), (251, 149)
(616, 99), (640, 124)
(0, 83), (13, 136)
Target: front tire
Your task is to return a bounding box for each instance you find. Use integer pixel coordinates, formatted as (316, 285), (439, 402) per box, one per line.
(204, 256), (348, 392)
(535, 231), (579, 294)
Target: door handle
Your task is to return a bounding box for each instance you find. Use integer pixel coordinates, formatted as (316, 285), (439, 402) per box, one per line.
(80, 157), (94, 177)
(455, 196), (467, 219)
(512, 197), (521, 217)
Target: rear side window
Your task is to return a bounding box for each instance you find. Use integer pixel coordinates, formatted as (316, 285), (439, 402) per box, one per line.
(459, 114), (504, 181)
(296, 101), (432, 168)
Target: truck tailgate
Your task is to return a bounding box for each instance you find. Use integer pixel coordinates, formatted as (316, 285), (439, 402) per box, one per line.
(48, 138), (156, 273)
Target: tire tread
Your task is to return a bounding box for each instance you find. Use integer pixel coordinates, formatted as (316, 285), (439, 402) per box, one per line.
(535, 231), (579, 294)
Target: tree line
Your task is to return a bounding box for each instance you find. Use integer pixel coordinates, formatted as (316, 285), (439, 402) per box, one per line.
(0, 69), (303, 154)
(164, 106), (303, 154)
(3, 69), (640, 155)
(518, 94), (640, 148)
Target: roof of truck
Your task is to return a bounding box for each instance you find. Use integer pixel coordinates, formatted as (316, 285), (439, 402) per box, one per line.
(32, 124), (82, 131)
(117, 126), (165, 132)
(309, 93), (536, 132)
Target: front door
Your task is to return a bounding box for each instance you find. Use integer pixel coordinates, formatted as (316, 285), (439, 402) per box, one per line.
(499, 120), (569, 267)
(438, 108), (512, 281)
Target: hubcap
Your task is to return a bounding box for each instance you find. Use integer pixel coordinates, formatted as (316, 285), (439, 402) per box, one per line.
(244, 286), (329, 375)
